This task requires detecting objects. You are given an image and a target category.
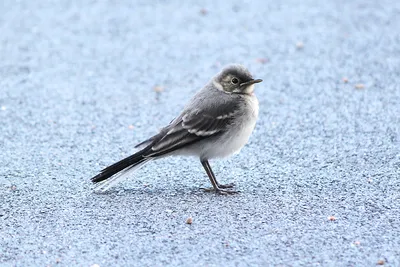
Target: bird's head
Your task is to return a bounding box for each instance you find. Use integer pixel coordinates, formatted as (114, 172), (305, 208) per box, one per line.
(213, 64), (262, 95)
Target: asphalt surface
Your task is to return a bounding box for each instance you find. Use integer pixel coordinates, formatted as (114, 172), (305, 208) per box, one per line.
(1, 0), (400, 266)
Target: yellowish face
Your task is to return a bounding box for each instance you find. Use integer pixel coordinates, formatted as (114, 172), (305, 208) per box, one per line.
(220, 74), (244, 93)
(212, 65), (262, 96)
(217, 74), (255, 95)
(241, 84), (255, 95)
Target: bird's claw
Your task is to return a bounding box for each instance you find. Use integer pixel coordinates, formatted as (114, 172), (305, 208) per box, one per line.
(217, 183), (235, 189)
(200, 186), (239, 195)
(216, 188), (240, 195)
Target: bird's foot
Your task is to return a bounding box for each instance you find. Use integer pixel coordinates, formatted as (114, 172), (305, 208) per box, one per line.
(217, 183), (235, 189)
(216, 188), (240, 195)
(200, 186), (239, 195)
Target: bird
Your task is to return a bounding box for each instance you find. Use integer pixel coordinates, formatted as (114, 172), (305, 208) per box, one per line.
(91, 64), (262, 194)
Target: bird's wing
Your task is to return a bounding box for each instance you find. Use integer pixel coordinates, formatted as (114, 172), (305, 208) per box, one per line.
(134, 116), (179, 149)
(144, 101), (239, 157)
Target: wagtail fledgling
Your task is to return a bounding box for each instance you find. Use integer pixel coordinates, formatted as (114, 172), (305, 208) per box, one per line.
(91, 64), (262, 194)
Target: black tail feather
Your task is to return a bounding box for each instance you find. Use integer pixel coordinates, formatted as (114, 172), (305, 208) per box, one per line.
(91, 150), (147, 183)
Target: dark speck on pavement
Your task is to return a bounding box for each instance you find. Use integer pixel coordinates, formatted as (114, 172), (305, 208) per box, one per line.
(1, 0), (400, 266)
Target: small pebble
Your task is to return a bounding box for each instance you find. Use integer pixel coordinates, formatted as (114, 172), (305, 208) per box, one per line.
(186, 217), (193, 224)
(200, 8), (208, 15)
(256, 58), (269, 64)
(328, 216), (336, 221)
(355, 83), (365, 89)
(153, 86), (164, 93)
(296, 41), (304, 49)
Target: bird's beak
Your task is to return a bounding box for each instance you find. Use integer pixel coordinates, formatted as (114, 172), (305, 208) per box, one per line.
(240, 79), (263, 87)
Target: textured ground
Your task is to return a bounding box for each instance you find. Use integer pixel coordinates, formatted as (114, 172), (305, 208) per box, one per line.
(1, 0), (400, 266)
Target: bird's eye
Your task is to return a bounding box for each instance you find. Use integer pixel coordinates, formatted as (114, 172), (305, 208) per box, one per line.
(231, 77), (239, 84)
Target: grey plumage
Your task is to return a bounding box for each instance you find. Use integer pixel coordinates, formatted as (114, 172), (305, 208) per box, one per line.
(91, 64), (262, 194)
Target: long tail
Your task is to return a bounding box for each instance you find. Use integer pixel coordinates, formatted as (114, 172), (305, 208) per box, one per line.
(91, 149), (152, 192)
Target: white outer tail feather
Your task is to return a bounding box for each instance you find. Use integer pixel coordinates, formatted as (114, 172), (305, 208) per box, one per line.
(93, 158), (153, 193)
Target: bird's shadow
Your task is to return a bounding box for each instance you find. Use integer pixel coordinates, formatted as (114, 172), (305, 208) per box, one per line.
(91, 185), (206, 197)
(90, 184), (243, 198)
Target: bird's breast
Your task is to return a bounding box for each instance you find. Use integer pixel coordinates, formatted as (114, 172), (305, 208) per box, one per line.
(246, 94), (259, 119)
(203, 95), (259, 159)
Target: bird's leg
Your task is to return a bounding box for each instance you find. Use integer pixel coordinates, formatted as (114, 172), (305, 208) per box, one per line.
(200, 160), (238, 195)
(200, 160), (218, 190)
(202, 160), (236, 189)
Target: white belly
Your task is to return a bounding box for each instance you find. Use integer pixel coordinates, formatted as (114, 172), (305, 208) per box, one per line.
(201, 95), (259, 159)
